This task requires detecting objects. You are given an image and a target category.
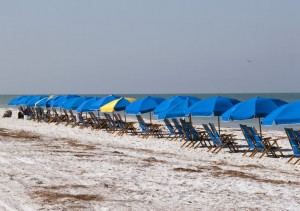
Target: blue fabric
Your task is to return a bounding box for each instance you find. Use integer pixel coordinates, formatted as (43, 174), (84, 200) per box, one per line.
(189, 96), (240, 117)
(62, 97), (92, 110)
(157, 98), (197, 120)
(114, 97), (133, 111)
(35, 97), (48, 107)
(25, 96), (48, 106)
(76, 97), (100, 112)
(221, 96), (287, 121)
(13, 96), (35, 105)
(285, 128), (300, 156)
(126, 96), (165, 114)
(153, 96), (200, 116)
(8, 96), (22, 106)
(89, 95), (121, 110)
(262, 100), (300, 125)
(50, 95), (80, 107)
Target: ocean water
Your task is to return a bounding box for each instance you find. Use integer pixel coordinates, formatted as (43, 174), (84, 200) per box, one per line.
(1, 93), (300, 131)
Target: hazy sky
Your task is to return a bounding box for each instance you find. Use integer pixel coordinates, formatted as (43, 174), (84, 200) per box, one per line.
(0, 1), (299, 94)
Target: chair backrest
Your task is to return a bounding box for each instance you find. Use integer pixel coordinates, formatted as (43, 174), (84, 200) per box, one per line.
(240, 124), (256, 149)
(293, 130), (300, 142)
(104, 113), (117, 128)
(247, 127), (265, 151)
(89, 112), (100, 123)
(69, 110), (76, 117)
(185, 120), (201, 141)
(209, 123), (220, 138)
(171, 119), (184, 135)
(163, 118), (175, 134)
(285, 128), (300, 156)
(179, 119), (192, 140)
(136, 114), (149, 132)
(114, 113), (125, 129)
(202, 124), (220, 146)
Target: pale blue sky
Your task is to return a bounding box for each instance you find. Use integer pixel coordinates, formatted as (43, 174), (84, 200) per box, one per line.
(0, 1), (299, 94)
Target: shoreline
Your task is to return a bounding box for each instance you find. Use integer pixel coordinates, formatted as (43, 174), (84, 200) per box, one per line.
(0, 108), (299, 210)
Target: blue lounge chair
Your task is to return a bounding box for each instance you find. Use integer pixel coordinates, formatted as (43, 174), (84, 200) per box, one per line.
(171, 119), (185, 141)
(114, 114), (137, 136)
(240, 124), (256, 156)
(104, 113), (121, 133)
(163, 118), (181, 140)
(136, 115), (164, 138)
(203, 124), (237, 153)
(284, 128), (300, 164)
(180, 119), (209, 148)
(247, 126), (283, 158)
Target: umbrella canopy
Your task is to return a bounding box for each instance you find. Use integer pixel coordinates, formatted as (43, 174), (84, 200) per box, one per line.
(76, 97), (100, 112)
(62, 97), (92, 110)
(25, 95), (48, 107)
(35, 95), (56, 108)
(89, 95), (121, 110)
(157, 98), (198, 120)
(100, 97), (136, 112)
(222, 96), (287, 136)
(153, 96), (200, 116)
(189, 96), (240, 133)
(50, 95), (80, 108)
(12, 96), (34, 106)
(126, 96), (165, 114)
(8, 96), (23, 106)
(262, 100), (300, 126)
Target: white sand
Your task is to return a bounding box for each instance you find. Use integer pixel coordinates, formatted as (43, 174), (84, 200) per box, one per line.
(0, 108), (299, 210)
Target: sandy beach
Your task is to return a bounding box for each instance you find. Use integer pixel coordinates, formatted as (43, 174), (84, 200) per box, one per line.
(0, 108), (299, 210)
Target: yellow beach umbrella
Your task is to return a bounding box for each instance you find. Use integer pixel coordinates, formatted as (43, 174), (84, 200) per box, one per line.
(100, 97), (136, 112)
(100, 97), (136, 122)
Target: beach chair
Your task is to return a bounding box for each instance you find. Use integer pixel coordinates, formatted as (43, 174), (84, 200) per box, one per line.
(202, 124), (237, 154)
(136, 115), (164, 138)
(209, 123), (238, 153)
(247, 126), (283, 158)
(179, 119), (193, 147)
(76, 112), (94, 129)
(43, 108), (51, 123)
(284, 128), (300, 164)
(88, 112), (108, 130)
(113, 114), (138, 136)
(48, 108), (60, 123)
(185, 120), (210, 148)
(171, 119), (185, 141)
(163, 118), (181, 140)
(240, 124), (257, 156)
(104, 113), (121, 133)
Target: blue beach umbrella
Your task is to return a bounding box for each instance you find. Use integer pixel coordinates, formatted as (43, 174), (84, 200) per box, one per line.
(262, 100), (300, 126)
(189, 96), (240, 133)
(222, 96), (287, 136)
(14, 96), (34, 106)
(25, 95), (48, 107)
(153, 96), (200, 116)
(89, 95), (121, 110)
(51, 95), (80, 108)
(126, 96), (165, 123)
(76, 97), (100, 112)
(8, 96), (25, 106)
(62, 97), (92, 110)
(35, 95), (56, 108)
(157, 98), (198, 120)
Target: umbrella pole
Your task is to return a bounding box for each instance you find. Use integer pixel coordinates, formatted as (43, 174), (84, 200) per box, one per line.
(97, 110), (100, 118)
(189, 114), (192, 124)
(124, 111), (126, 123)
(150, 112), (152, 124)
(259, 117), (262, 137)
(218, 116), (221, 134)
